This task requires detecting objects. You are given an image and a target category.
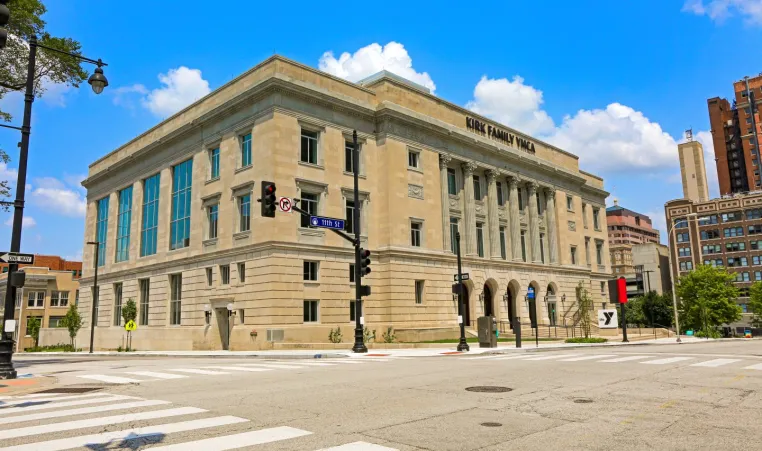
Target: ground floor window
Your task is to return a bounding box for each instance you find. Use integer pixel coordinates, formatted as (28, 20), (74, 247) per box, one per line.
(303, 300), (319, 323)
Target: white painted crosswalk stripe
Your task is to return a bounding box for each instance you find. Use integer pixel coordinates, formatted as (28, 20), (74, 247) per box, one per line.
(203, 366), (273, 372)
(148, 426), (313, 450)
(169, 368), (231, 375)
(126, 371), (189, 379)
(319, 360), (365, 364)
(743, 363), (762, 370)
(291, 361), (337, 366)
(0, 415), (249, 451)
(560, 355), (616, 362)
(599, 355), (651, 363)
(641, 357), (694, 365)
(0, 399), (171, 425)
(0, 406), (206, 440)
(77, 374), (143, 384)
(690, 358), (741, 368)
(317, 441), (399, 450)
(0, 392), (107, 407)
(524, 354), (582, 361)
(490, 355), (535, 361)
(0, 395), (137, 416)
(238, 363), (307, 370)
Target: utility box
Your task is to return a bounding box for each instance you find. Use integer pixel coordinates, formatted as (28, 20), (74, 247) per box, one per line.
(477, 316), (497, 348)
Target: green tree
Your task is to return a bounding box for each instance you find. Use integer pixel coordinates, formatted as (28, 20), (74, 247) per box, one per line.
(575, 282), (594, 338)
(676, 265), (742, 335)
(641, 291), (674, 328)
(0, 0), (89, 206)
(26, 316), (40, 348)
(60, 304), (81, 347)
(122, 298), (137, 325)
(749, 282), (762, 328)
(622, 296), (647, 327)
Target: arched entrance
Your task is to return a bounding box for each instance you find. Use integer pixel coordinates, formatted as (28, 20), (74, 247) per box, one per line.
(528, 282), (540, 326)
(507, 280), (520, 330)
(483, 283), (494, 317)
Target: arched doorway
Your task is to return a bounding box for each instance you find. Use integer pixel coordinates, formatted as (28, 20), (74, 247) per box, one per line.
(483, 283), (494, 317)
(528, 282), (539, 327)
(463, 284), (471, 326)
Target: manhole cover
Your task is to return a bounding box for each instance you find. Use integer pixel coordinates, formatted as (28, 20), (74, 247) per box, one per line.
(573, 398), (593, 404)
(34, 387), (103, 394)
(481, 422), (503, 427)
(465, 386), (513, 393)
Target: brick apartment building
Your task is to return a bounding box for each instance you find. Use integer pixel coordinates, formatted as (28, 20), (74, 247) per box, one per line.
(606, 201), (661, 275)
(0, 255), (82, 278)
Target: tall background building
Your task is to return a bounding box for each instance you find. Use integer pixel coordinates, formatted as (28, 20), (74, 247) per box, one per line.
(606, 201), (661, 275)
(678, 134), (710, 202)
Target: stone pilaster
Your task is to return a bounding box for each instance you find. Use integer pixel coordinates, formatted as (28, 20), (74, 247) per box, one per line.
(462, 162), (478, 256)
(527, 181), (541, 263)
(486, 169), (501, 259)
(507, 175), (521, 261)
(545, 187), (559, 264)
(439, 154), (452, 252)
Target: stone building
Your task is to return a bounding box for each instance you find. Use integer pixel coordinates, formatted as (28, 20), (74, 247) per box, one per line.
(76, 56), (611, 351)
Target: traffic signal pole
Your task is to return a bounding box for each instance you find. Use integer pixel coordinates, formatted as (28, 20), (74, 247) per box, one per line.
(351, 131), (367, 353)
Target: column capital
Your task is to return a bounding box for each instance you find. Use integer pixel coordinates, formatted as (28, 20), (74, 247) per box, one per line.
(544, 186), (556, 198)
(485, 169), (499, 183)
(462, 161), (478, 176)
(526, 180), (539, 194)
(439, 153), (452, 169)
(506, 174), (520, 189)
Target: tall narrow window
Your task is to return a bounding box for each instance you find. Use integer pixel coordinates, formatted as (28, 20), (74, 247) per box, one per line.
(50, 291), (60, 307)
(570, 246), (577, 265)
(345, 200), (355, 234)
(170, 274), (182, 325)
(450, 217), (459, 253)
(596, 241), (603, 265)
(206, 267), (213, 286)
(141, 173), (160, 257)
(496, 182), (504, 206)
(300, 129), (318, 164)
(499, 226), (506, 259)
(593, 207), (601, 230)
(209, 147), (220, 179)
(303, 261), (318, 281)
(582, 204), (588, 228)
(585, 237), (591, 265)
(303, 300), (319, 323)
(301, 193), (318, 228)
(113, 283), (123, 326)
(520, 231), (527, 262)
(238, 262), (246, 284)
(415, 280), (424, 304)
(240, 133), (252, 168)
(447, 168), (457, 195)
(115, 186), (132, 262)
(349, 264), (355, 283)
(411, 221), (422, 247)
(476, 222), (485, 257)
(345, 141), (357, 173)
(139, 279), (149, 326)
(96, 197), (109, 266)
(518, 187), (524, 211)
(170, 159), (193, 250)
(408, 150), (420, 169)
(566, 195), (573, 211)
(473, 175), (482, 200)
(238, 194), (251, 232)
(220, 265), (230, 285)
(540, 233), (545, 264)
(208, 204), (218, 239)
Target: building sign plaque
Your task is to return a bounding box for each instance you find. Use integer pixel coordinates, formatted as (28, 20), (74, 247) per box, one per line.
(466, 117), (536, 154)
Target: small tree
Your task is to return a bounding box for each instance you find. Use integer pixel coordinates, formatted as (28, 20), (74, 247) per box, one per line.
(676, 264), (742, 335)
(575, 282), (594, 338)
(60, 304), (82, 347)
(749, 282), (762, 328)
(27, 316), (41, 348)
(122, 298), (137, 325)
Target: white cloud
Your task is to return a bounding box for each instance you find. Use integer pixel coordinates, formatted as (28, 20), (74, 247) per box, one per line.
(683, 0), (762, 24)
(319, 42), (436, 93)
(29, 177), (86, 217)
(142, 67), (211, 117)
(111, 84), (148, 109)
(466, 76), (555, 136)
(64, 250), (83, 262)
(0, 163), (18, 186)
(4, 216), (36, 229)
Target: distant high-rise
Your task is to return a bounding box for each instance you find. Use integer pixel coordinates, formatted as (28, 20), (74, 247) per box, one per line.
(708, 74), (762, 195)
(677, 136), (709, 202)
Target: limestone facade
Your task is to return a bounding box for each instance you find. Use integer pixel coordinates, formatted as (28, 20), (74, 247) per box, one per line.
(77, 56), (611, 350)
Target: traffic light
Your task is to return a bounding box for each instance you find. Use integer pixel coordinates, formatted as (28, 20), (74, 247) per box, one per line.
(360, 248), (371, 276)
(260, 181), (276, 218)
(0, 0), (9, 50)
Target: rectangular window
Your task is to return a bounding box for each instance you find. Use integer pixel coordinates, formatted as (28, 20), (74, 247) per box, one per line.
(238, 194), (251, 232)
(756, 272), (762, 281)
(752, 241), (762, 250)
(750, 225), (762, 235)
(60, 292), (69, 307)
(240, 133), (252, 167)
(408, 149), (420, 169)
(540, 233), (546, 264)
(450, 217), (459, 253)
(702, 244), (722, 254)
(300, 193), (318, 228)
(415, 280), (424, 305)
(567, 195), (573, 211)
(570, 246), (577, 265)
(140, 173), (160, 257)
(728, 257), (749, 267)
(723, 227), (744, 237)
(303, 261), (318, 281)
(593, 208), (601, 230)
(518, 187), (524, 211)
(411, 221), (422, 247)
(496, 182), (504, 206)
(345, 200), (356, 234)
(674, 218), (688, 229)
(208, 204), (218, 239)
(736, 272), (751, 282)
(303, 300), (319, 323)
(521, 231), (527, 262)
(50, 291), (60, 307)
(25, 317), (42, 336)
(220, 265), (230, 285)
(27, 291), (44, 308)
(349, 264), (355, 284)
(679, 261), (693, 271)
(209, 147), (220, 179)
(170, 274), (182, 325)
(700, 229), (720, 240)
(115, 186), (132, 263)
(345, 141), (357, 174)
(678, 247), (692, 257)
(96, 197), (109, 266)
(582, 204), (588, 228)
(139, 279), (149, 326)
(676, 232), (690, 243)
(206, 267), (213, 286)
(170, 159), (193, 250)
(748, 209), (762, 220)
(476, 222), (485, 257)
(300, 129), (318, 164)
(113, 283), (123, 326)
(349, 300), (356, 321)
(726, 242), (747, 252)
(499, 226), (507, 260)
(447, 168), (457, 195)
(754, 256), (762, 266)
(49, 316), (65, 328)
(596, 241), (603, 265)
(722, 211), (743, 222)
(473, 175), (481, 200)
(238, 262), (246, 284)
(704, 259), (724, 268)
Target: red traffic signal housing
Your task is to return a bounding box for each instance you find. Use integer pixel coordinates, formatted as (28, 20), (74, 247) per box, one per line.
(360, 248), (371, 275)
(260, 181), (276, 217)
(607, 277), (629, 304)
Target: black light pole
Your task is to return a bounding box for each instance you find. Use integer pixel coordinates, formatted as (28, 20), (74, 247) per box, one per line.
(351, 131), (367, 353)
(456, 232), (469, 352)
(86, 241), (100, 353)
(0, 37), (108, 377)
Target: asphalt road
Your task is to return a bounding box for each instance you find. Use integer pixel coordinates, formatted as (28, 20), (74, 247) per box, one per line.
(4, 340), (762, 450)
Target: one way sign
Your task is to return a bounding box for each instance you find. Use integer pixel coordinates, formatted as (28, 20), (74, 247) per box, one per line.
(0, 252), (34, 265)
(597, 309), (618, 329)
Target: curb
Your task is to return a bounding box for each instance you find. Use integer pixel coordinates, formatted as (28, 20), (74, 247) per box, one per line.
(14, 352), (352, 360)
(473, 337), (760, 355)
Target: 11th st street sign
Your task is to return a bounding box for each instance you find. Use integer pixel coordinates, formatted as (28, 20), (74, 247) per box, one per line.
(0, 252), (34, 264)
(309, 216), (345, 230)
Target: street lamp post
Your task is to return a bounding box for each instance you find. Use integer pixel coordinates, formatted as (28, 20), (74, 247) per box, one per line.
(0, 36), (108, 377)
(668, 212), (697, 343)
(86, 241), (100, 353)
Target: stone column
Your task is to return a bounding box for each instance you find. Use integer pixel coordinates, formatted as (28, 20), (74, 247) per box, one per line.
(439, 154), (452, 252)
(545, 187), (559, 264)
(462, 162), (478, 256)
(527, 181), (542, 263)
(507, 176), (521, 261)
(486, 169), (501, 259)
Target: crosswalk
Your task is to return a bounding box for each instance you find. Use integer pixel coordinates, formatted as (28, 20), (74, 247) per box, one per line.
(74, 357), (406, 385)
(0, 391), (400, 450)
(465, 352), (762, 370)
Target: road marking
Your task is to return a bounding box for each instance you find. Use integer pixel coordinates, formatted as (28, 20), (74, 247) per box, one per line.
(0, 416), (249, 451)
(317, 442), (399, 450)
(237, 363), (307, 370)
(0, 392), (108, 406)
(125, 371), (189, 379)
(0, 399), (171, 425)
(560, 355), (616, 362)
(743, 363), (762, 370)
(289, 362), (336, 366)
(169, 368), (230, 375)
(641, 357), (694, 365)
(77, 374), (144, 384)
(0, 406), (206, 440)
(690, 359), (741, 368)
(318, 360), (365, 364)
(203, 366), (273, 372)
(523, 354), (582, 361)
(148, 426), (313, 450)
(467, 355), (506, 360)
(0, 395), (136, 416)
(599, 356), (651, 363)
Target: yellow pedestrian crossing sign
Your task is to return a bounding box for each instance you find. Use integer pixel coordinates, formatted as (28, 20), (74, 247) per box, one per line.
(124, 320), (137, 332)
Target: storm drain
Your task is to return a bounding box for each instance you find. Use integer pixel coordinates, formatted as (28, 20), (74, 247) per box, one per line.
(480, 422), (503, 428)
(573, 398), (593, 404)
(465, 386), (513, 393)
(34, 387), (104, 394)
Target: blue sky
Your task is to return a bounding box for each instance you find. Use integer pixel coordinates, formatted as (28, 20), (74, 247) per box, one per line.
(1, 0), (762, 260)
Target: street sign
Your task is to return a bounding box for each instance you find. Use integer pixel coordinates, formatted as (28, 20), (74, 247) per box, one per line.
(0, 252), (34, 264)
(527, 286), (535, 300)
(278, 197), (292, 213)
(124, 320), (137, 332)
(309, 216), (345, 230)
(4, 319), (15, 333)
(454, 273), (470, 281)
(597, 309), (618, 329)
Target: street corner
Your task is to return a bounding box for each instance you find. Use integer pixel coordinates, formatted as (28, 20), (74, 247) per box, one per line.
(0, 374), (53, 397)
